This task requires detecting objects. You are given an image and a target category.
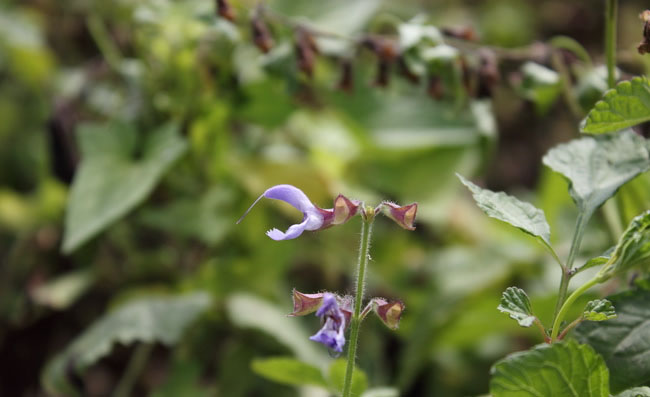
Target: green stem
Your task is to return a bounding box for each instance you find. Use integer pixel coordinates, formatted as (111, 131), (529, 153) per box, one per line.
(557, 317), (584, 341)
(605, 0), (618, 89)
(86, 15), (123, 71)
(550, 277), (598, 342)
(553, 211), (588, 319)
(342, 217), (374, 397)
(112, 343), (153, 397)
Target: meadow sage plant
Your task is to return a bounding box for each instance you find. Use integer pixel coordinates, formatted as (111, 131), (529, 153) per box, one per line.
(239, 184), (415, 397)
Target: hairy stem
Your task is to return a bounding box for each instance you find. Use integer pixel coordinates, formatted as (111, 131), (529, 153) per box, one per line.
(605, 0), (618, 89)
(553, 211), (588, 320)
(342, 217), (374, 397)
(551, 277), (598, 342)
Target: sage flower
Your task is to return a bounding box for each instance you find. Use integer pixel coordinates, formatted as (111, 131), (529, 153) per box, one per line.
(309, 293), (347, 352)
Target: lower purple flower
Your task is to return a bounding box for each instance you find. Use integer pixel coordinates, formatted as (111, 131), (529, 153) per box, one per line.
(309, 293), (346, 352)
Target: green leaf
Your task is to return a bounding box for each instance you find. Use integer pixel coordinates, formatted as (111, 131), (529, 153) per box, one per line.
(616, 387), (650, 397)
(575, 289), (650, 392)
(580, 76), (650, 134)
(583, 299), (616, 321)
(518, 62), (561, 115)
(542, 131), (650, 219)
(62, 122), (187, 253)
(31, 269), (94, 310)
(41, 292), (211, 395)
(251, 357), (328, 388)
(490, 340), (609, 397)
(597, 210), (650, 282)
(576, 247), (614, 274)
(497, 287), (536, 327)
(458, 174), (551, 246)
(329, 359), (368, 397)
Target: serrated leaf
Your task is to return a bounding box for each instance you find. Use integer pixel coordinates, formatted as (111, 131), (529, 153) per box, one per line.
(490, 340), (609, 397)
(575, 289), (650, 392)
(251, 357), (328, 388)
(583, 299), (616, 321)
(41, 292), (211, 395)
(329, 359), (368, 397)
(580, 76), (650, 134)
(497, 287), (536, 327)
(617, 387), (650, 397)
(458, 174), (551, 245)
(542, 131), (650, 219)
(62, 122), (187, 253)
(599, 210), (650, 281)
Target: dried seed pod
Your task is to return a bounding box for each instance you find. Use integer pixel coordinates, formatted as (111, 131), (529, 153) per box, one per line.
(374, 59), (391, 87)
(251, 10), (273, 53)
(441, 25), (477, 41)
(216, 0), (235, 21)
(295, 28), (319, 78)
(427, 74), (444, 100)
(397, 56), (419, 84)
(361, 36), (398, 88)
(337, 59), (354, 93)
(638, 10), (650, 55)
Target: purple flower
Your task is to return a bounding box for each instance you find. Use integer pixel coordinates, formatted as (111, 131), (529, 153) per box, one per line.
(237, 184), (359, 240)
(309, 293), (346, 352)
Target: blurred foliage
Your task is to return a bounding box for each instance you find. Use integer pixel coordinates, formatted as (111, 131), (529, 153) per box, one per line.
(0, 0), (649, 396)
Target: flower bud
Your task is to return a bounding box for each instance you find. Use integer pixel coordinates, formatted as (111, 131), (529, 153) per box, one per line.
(216, 0), (235, 21)
(251, 10), (274, 53)
(331, 194), (360, 225)
(289, 289), (323, 316)
(380, 201), (418, 230)
(373, 298), (405, 330)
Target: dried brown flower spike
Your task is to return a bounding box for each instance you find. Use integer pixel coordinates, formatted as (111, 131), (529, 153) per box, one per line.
(216, 0), (235, 22)
(251, 7), (274, 53)
(295, 28), (319, 78)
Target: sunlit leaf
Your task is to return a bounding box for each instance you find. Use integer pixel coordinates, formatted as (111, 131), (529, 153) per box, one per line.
(542, 130), (650, 219)
(62, 122), (187, 253)
(576, 288), (650, 392)
(490, 340), (609, 397)
(580, 76), (650, 134)
(41, 292), (211, 396)
(251, 357), (328, 388)
(458, 174), (551, 246)
(497, 287), (536, 327)
(583, 299), (616, 321)
(30, 269), (94, 310)
(329, 359), (368, 397)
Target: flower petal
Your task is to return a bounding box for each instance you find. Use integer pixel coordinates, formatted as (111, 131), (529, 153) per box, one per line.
(263, 184), (317, 213)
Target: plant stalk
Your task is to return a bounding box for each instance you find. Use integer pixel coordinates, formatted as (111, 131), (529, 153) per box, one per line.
(342, 217), (374, 397)
(552, 211), (588, 319)
(550, 277), (599, 342)
(113, 343), (153, 397)
(605, 0), (618, 89)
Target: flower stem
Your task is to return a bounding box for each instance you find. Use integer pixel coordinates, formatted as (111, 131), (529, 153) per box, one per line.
(605, 0), (618, 89)
(550, 277), (598, 342)
(342, 217), (374, 397)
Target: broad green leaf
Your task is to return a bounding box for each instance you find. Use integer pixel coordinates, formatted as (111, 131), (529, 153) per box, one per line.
(576, 247), (614, 274)
(542, 131), (650, 219)
(580, 76), (650, 134)
(599, 210), (650, 281)
(31, 269), (94, 310)
(62, 122), (187, 253)
(329, 359), (368, 397)
(497, 287), (536, 327)
(617, 387), (650, 397)
(583, 299), (616, 321)
(458, 174), (551, 246)
(575, 289), (650, 392)
(490, 340), (609, 397)
(361, 387), (399, 397)
(251, 357), (328, 388)
(41, 292), (211, 395)
(518, 62), (561, 115)
(226, 293), (329, 366)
